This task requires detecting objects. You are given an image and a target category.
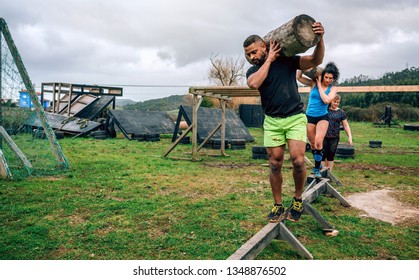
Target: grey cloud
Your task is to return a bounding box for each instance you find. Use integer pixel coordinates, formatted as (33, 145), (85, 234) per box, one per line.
(1, 0), (418, 101)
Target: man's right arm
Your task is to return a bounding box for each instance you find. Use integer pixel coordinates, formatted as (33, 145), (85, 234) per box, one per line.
(247, 41), (281, 89)
(247, 60), (272, 89)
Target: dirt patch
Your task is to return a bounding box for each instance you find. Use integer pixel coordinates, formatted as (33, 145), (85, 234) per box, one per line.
(346, 189), (419, 225)
(202, 162), (257, 169)
(339, 163), (418, 175)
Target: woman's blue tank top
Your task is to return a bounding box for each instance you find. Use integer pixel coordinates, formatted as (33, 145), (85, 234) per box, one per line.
(306, 84), (332, 117)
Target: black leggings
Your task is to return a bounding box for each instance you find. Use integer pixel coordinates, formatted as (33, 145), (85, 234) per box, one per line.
(323, 137), (340, 161)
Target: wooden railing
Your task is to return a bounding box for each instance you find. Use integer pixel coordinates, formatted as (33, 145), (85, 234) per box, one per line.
(190, 85), (419, 96)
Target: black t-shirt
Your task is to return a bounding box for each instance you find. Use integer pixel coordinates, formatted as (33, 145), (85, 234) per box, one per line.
(326, 108), (347, 138)
(246, 56), (304, 118)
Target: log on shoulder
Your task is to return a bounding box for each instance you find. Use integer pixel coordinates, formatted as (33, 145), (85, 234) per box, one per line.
(264, 14), (321, 57)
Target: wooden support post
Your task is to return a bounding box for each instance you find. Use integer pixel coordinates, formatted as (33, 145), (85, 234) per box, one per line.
(162, 125), (193, 158)
(197, 122), (221, 152)
(323, 169), (342, 186)
(303, 202), (334, 231)
(51, 83), (56, 113)
(220, 99), (227, 156)
(325, 181), (351, 207)
(276, 222), (314, 259)
(67, 84), (73, 116)
(304, 177), (317, 192)
(0, 148), (12, 179)
(0, 126), (32, 170)
(191, 94), (199, 161)
(302, 178), (328, 204)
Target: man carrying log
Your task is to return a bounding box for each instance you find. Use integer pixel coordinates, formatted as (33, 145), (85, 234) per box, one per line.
(243, 21), (325, 222)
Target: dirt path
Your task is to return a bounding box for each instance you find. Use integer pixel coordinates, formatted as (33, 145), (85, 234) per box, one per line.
(346, 189), (419, 225)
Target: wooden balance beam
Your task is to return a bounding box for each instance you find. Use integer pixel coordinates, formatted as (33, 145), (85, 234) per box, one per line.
(228, 174), (350, 260)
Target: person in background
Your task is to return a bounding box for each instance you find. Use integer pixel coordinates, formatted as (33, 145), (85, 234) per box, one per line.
(296, 62), (339, 178)
(243, 21), (325, 223)
(322, 94), (353, 171)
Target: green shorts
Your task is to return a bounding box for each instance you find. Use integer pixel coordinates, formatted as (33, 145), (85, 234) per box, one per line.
(263, 113), (307, 147)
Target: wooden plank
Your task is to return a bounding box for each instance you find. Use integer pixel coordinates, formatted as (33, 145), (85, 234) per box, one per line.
(192, 94), (200, 161)
(302, 179), (328, 203)
(189, 85), (419, 97)
(228, 220), (313, 260)
(227, 174), (348, 260)
(304, 178), (317, 192)
(197, 122), (222, 152)
(334, 85), (419, 92)
(24, 112), (101, 135)
(0, 148), (12, 179)
(220, 99), (227, 156)
(0, 126), (32, 169)
(303, 202), (334, 231)
(276, 223), (314, 259)
(325, 182), (351, 207)
(42, 82), (123, 96)
(163, 125), (193, 157)
(228, 222), (282, 260)
(323, 169), (343, 186)
(228, 178), (337, 260)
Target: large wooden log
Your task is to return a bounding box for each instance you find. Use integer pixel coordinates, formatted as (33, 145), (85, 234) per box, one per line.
(264, 14), (321, 57)
(302, 66), (324, 81)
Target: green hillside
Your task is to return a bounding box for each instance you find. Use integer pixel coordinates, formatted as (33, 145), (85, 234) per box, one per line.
(122, 94), (187, 111)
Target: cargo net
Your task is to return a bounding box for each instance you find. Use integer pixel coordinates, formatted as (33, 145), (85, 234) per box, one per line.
(1, 33), (68, 180)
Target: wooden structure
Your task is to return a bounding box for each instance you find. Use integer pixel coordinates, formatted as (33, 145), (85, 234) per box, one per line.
(163, 85), (419, 161)
(24, 112), (101, 137)
(374, 105), (401, 127)
(228, 170), (350, 260)
(163, 91), (233, 161)
(41, 82), (122, 117)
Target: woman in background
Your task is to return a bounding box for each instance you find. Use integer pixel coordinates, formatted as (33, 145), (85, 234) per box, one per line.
(297, 61), (339, 177)
(322, 94), (353, 171)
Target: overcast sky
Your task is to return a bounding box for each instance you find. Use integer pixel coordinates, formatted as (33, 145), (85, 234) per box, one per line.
(1, 0), (418, 101)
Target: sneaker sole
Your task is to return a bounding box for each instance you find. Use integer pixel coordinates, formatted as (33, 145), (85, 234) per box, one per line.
(268, 213), (286, 223)
(286, 212), (302, 222)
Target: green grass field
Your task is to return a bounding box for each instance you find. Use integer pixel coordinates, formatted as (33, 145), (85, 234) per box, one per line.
(0, 122), (418, 260)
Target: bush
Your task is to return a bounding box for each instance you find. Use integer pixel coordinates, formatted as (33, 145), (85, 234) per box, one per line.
(340, 92), (419, 108)
(343, 102), (419, 122)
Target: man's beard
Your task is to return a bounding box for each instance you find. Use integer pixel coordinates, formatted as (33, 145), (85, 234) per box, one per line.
(251, 52), (267, 66)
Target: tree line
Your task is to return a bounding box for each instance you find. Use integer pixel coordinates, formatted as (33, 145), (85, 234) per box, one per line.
(338, 66), (418, 108)
(333, 67), (418, 121)
(122, 64), (418, 121)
